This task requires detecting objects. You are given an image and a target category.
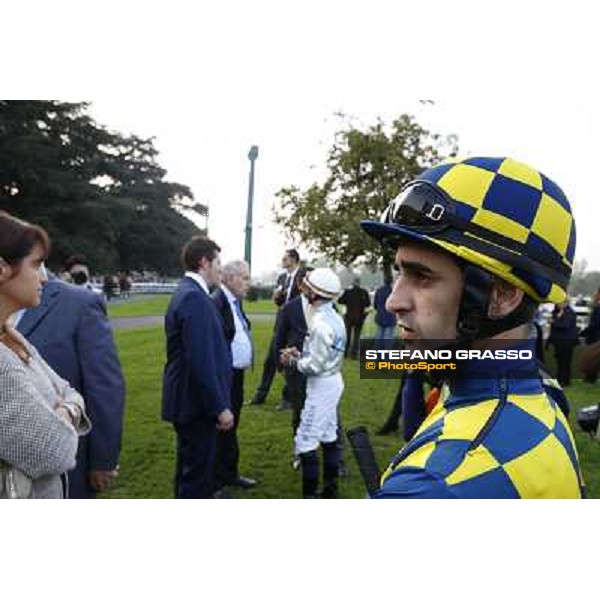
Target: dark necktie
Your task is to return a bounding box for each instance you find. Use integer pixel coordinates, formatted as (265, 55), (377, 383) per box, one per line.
(233, 300), (250, 335)
(284, 273), (292, 302)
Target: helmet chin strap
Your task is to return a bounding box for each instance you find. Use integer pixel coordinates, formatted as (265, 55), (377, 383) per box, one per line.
(427, 265), (533, 384)
(456, 265), (495, 346)
(457, 265), (535, 342)
(305, 290), (329, 305)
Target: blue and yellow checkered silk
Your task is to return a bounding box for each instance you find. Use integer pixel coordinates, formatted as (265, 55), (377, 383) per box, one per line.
(374, 341), (583, 499)
(416, 157), (575, 304)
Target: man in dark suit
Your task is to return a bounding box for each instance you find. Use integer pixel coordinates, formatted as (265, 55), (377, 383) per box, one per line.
(546, 299), (579, 387)
(273, 292), (308, 435)
(212, 260), (257, 492)
(250, 248), (305, 407)
(162, 236), (234, 499)
(273, 249), (305, 308)
(338, 277), (371, 358)
(581, 288), (600, 383)
(17, 277), (125, 498)
(64, 254), (96, 292)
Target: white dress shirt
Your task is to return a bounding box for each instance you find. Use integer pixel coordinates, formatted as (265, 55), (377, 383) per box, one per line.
(222, 285), (253, 370)
(184, 271), (210, 295)
(10, 309), (25, 328)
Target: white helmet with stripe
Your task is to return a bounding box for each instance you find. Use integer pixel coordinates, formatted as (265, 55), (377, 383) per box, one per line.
(303, 267), (341, 299)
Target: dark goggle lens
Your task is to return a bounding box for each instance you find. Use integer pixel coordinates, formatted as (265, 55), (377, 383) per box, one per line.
(382, 182), (453, 232)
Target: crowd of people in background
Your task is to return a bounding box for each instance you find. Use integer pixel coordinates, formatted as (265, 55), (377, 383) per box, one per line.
(59, 257), (160, 302)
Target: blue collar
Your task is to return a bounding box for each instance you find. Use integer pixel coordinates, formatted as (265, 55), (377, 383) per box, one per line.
(447, 339), (543, 404)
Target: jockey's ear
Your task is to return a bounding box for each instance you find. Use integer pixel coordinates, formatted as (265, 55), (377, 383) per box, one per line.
(0, 257), (13, 282)
(488, 278), (524, 319)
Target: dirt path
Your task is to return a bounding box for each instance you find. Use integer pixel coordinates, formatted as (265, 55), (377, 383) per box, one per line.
(110, 312), (274, 330)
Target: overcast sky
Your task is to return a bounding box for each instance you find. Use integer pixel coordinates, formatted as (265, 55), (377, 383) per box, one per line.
(88, 95), (600, 280)
(8, 1), (600, 279)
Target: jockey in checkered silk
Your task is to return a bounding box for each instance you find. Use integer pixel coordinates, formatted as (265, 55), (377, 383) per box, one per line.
(361, 157), (584, 498)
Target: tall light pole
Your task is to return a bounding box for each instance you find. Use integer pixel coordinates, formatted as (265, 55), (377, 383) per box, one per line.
(245, 145), (259, 272)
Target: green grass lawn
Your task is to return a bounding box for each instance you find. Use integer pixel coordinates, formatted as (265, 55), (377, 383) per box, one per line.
(107, 295), (277, 318)
(105, 317), (400, 498)
(104, 316), (600, 498)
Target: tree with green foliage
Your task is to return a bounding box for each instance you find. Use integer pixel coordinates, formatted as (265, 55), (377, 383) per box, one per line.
(569, 260), (600, 297)
(0, 101), (206, 275)
(273, 113), (458, 276)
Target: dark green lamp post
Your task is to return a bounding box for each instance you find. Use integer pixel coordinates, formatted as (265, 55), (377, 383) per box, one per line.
(245, 145), (259, 272)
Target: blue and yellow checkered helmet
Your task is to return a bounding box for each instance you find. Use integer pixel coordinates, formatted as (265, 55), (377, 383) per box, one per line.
(361, 157), (576, 303)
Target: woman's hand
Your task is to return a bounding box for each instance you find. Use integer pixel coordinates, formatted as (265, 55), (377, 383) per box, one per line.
(54, 402), (80, 427)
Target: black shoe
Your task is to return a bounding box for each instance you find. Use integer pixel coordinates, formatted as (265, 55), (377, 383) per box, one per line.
(322, 482), (338, 499)
(231, 476), (257, 489)
(248, 396), (266, 406)
(213, 487), (234, 499)
(275, 401), (291, 411)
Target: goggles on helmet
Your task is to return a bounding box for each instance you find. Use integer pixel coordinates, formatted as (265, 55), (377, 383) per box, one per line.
(379, 180), (570, 287)
(381, 181), (457, 234)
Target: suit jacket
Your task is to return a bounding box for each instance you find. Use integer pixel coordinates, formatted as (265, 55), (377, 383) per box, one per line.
(548, 305), (579, 346)
(582, 304), (600, 345)
(212, 286), (251, 344)
(374, 283), (396, 328)
(17, 279), (125, 498)
(162, 276), (232, 424)
(273, 295), (308, 364)
(274, 268), (307, 307)
(339, 285), (371, 324)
